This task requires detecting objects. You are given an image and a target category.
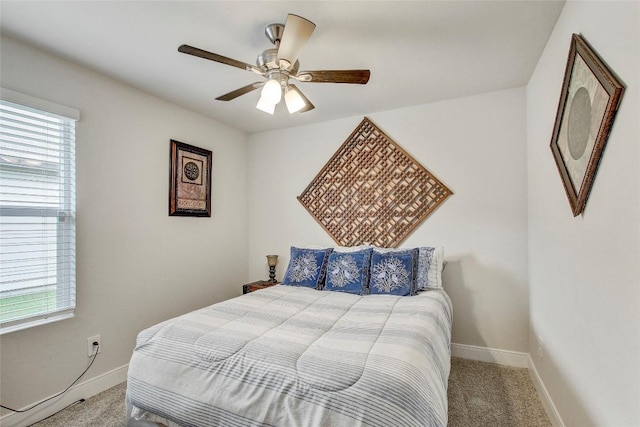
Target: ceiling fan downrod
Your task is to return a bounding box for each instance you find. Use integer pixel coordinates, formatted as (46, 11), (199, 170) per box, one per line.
(264, 23), (284, 47)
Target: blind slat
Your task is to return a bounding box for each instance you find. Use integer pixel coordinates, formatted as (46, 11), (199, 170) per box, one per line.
(0, 96), (76, 333)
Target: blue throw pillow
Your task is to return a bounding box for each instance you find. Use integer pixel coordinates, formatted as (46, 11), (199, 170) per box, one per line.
(282, 247), (333, 289)
(324, 249), (372, 295)
(368, 249), (418, 296)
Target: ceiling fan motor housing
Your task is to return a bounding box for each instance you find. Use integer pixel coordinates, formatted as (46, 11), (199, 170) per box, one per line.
(257, 48), (299, 74)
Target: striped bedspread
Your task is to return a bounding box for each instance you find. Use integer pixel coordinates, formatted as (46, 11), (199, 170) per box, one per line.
(126, 285), (452, 427)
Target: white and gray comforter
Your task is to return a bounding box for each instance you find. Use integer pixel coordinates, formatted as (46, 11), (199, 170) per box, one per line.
(126, 285), (452, 427)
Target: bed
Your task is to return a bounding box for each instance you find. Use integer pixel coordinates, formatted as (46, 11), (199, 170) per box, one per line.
(126, 247), (452, 427)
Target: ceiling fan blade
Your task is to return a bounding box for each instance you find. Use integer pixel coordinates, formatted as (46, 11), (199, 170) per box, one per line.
(276, 14), (316, 67)
(178, 44), (258, 72)
(287, 84), (315, 113)
(216, 82), (264, 101)
(296, 70), (371, 84)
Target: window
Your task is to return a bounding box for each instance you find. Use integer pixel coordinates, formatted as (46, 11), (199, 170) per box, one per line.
(0, 89), (78, 334)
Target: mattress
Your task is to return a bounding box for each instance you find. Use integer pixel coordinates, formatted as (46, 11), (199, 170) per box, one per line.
(126, 285), (452, 427)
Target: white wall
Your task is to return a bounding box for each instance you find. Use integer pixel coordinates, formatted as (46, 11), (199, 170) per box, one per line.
(527, 2), (639, 426)
(247, 87), (530, 353)
(0, 35), (249, 420)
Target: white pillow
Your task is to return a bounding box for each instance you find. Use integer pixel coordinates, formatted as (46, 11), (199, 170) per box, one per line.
(306, 244), (372, 253)
(416, 246), (445, 290)
(334, 244), (372, 253)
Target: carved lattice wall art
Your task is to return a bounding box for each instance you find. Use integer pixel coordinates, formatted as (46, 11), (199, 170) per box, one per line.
(298, 117), (452, 248)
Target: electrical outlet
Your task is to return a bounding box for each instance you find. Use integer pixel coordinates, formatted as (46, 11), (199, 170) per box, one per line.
(87, 335), (101, 357)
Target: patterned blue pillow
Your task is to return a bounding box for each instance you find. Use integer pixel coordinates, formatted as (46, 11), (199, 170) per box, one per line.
(368, 249), (418, 296)
(282, 247), (333, 289)
(324, 249), (372, 295)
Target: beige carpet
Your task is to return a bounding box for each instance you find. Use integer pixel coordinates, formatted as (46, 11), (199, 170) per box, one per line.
(31, 357), (551, 426)
(28, 382), (126, 427)
(448, 358), (551, 427)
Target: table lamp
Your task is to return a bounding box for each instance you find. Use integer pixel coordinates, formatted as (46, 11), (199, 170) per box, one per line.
(266, 255), (278, 283)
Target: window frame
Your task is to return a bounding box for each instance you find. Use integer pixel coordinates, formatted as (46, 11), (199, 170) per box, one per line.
(0, 88), (79, 334)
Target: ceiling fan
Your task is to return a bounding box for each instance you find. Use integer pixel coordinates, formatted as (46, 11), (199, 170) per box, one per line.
(178, 14), (370, 115)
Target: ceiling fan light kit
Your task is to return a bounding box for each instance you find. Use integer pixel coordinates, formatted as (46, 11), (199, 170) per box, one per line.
(284, 86), (306, 114)
(178, 13), (370, 116)
(261, 78), (282, 104)
(256, 95), (276, 115)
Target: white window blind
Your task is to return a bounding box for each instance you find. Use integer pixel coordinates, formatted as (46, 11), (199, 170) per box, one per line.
(0, 89), (78, 334)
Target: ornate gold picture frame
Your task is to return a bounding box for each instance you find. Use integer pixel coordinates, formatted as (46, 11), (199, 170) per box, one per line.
(550, 34), (625, 216)
(169, 139), (212, 217)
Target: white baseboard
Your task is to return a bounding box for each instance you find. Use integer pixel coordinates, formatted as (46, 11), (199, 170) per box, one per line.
(0, 363), (128, 427)
(451, 342), (529, 368)
(527, 355), (565, 427)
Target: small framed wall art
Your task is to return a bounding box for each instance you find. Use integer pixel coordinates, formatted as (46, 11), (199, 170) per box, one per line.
(169, 139), (212, 217)
(550, 34), (625, 216)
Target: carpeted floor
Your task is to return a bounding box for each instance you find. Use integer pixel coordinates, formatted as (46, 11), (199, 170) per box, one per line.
(29, 381), (126, 427)
(30, 357), (551, 426)
(447, 358), (551, 427)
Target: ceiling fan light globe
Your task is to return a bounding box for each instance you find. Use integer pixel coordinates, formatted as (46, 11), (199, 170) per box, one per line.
(285, 87), (306, 113)
(256, 96), (276, 115)
(261, 79), (282, 104)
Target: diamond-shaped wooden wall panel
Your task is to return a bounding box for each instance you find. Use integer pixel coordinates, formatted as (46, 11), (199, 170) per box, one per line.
(297, 118), (452, 248)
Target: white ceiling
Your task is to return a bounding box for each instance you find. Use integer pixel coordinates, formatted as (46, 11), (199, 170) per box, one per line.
(0, 1), (564, 134)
